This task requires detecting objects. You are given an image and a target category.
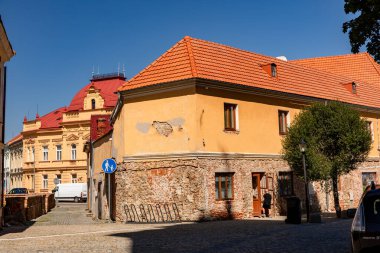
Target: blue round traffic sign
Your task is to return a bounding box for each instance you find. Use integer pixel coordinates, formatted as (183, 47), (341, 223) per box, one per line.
(102, 158), (117, 174)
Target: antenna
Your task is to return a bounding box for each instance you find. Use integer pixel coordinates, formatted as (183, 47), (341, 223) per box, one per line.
(92, 66), (95, 77)
(118, 63), (120, 75)
(122, 64), (126, 77)
(37, 104), (39, 115)
(97, 65), (100, 74)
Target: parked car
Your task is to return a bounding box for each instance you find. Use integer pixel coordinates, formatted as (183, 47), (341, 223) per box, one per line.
(54, 183), (87, 203)
(351, 183), (380, 253)
(8, 188), (28, 194)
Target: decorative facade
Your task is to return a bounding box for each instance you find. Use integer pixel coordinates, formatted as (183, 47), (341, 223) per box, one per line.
(21, 74), (125, 193)
(110, 36), (380, 221)
(4, 134), (23, 192)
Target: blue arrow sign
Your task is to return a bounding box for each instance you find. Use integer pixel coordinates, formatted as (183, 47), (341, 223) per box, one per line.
(102, 158), (117, 174)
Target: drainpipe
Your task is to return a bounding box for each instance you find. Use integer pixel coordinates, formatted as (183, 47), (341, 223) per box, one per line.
(89, 141), (94, 214)
(1, 66), (7, 226)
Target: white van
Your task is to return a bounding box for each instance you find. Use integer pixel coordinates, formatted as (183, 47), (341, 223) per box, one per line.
(54, 183), (87, 202)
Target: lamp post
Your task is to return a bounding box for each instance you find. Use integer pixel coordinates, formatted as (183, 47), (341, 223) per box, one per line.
(299, 139), (310, 222)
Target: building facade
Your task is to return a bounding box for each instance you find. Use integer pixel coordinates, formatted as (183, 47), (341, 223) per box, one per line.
(0, 16), (15, 226)
(22, 74), (125, 193)
(110, 36), (380, 221)
(4, 134), (23, 192)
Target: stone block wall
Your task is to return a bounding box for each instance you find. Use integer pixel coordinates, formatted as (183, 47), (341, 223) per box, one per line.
(115, 157), (300, 221)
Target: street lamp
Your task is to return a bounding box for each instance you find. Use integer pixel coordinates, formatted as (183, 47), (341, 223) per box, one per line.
(299, 139), (310, 222)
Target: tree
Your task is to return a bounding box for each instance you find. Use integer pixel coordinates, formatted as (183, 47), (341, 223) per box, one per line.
(343, 0), (380, 62)
(282, 102), (372, 217)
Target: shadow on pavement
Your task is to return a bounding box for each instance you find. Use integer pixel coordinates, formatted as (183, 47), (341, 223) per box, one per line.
(107, 219), (351, 253)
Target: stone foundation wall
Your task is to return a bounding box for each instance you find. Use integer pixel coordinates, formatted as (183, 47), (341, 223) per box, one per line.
(115, 157), (296, 221)
(115, 157), (380, 221)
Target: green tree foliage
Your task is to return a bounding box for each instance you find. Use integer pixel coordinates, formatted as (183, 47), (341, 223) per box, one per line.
(282, 102), (372, 215)
(343, 0), (380, 62)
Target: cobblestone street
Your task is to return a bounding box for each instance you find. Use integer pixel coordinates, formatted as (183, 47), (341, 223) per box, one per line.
(0, 203), (352, 253)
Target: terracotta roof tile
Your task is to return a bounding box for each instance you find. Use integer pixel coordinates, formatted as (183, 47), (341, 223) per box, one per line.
(68, 77), (125, 111)
(38, 107), (66, 129)
(291, 53), (380, 88)
(119, 36), (380, 109)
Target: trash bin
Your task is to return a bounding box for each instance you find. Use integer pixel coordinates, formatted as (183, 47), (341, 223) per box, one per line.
(285, 196), (301, 224)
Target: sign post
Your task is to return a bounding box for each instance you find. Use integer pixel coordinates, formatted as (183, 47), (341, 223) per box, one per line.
(102, 158), (117, 222)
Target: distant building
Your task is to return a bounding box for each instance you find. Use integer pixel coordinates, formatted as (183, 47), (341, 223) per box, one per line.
(4, 134), (23, 192)
(21, 74), (125, 193)
(0, 16), (15, 226)
(110, 36), (380, 221)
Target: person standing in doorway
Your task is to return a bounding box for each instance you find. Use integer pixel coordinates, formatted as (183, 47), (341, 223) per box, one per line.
(263, 192), (272, 217)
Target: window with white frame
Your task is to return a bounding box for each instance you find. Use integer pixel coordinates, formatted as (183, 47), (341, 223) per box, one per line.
(43, 146), (48, 161)
(42, 175), (48, 189)
(71, 144), (77, 160)
(72, 173), (77, 183)
(27, 147), (30, 162)
(366, 121), (374, 141)
(56, 145), (62, 161)
(224, 103), (239, 131)
(32, 147), (35, 162)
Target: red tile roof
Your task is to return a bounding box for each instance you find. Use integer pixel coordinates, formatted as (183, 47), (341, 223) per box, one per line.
(38, 107), (66, 129)
(119, 36), (380, 109)
(7, 133), (22, 145)
(291, 53), (380, 88)
(90, 115), (112, 141)
(68, 77), (125, 111)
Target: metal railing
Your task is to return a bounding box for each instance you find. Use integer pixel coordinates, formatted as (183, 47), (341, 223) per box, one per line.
(124, 203), (181, 223)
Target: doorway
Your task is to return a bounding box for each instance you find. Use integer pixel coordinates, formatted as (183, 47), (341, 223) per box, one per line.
(252, 173), (261, 216)
(252, 173), (274, 217)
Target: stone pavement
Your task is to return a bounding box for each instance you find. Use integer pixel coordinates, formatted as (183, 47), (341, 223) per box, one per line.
(0, 203), (353, 253)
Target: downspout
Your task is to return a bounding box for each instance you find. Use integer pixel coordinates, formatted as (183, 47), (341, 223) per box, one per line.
(90, 141), (94, 214)
(1, 66), (7, 221)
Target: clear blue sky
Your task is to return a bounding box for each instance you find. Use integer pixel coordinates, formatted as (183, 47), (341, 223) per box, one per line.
(1, 0), (356, 141)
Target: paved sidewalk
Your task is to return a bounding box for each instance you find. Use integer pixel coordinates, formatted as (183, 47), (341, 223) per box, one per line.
(0, 203), (353, 253)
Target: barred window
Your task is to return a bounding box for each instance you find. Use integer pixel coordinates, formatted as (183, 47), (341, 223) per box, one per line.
(278, 172), (293, 196)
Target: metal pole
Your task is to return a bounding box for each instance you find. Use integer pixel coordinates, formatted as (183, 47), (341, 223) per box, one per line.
(302, 152), (310, 222)
(108, 173), (111, 222)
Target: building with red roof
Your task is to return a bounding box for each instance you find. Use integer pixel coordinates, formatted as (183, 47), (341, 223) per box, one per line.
(109, 36), (380, 221)
(21, 73), (125, 193)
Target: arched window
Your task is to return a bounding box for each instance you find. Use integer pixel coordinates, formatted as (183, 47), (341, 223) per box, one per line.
(71, 144), (77, 160)
(91, 99), (96, 109)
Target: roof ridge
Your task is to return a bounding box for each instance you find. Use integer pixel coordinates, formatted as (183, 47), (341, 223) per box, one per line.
(364, 52), (380, 77)
(189, 36), (284, 63)
(291, 52), (368, 62)
(184, 36), (197, 77)
(119, 37), (189, 90)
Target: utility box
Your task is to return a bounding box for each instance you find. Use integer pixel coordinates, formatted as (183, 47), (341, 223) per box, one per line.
(285, 196), (301, 224)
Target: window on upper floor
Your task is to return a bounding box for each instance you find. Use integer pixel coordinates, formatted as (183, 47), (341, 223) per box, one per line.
(278, 110), (289, 135)
(56, 145), (62, 161)
(366, 121), (374, 141)
(91, 99), (96, 110)
(215, 173), (234, 200)
(32, 147), (35, 162)
(43, 146), (48, 161)
(352, 82), (357, 94)
(224, 103), (238, 131)
(71, 144), (77, 160)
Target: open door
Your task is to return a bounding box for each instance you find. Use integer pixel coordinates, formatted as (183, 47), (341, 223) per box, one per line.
(252, 173), (261, 216)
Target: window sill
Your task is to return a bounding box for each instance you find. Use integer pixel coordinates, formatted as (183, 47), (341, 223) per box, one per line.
(223, 129), (240, 134)
(39, 161), (50, 163)
(215, 199), (234, 201)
